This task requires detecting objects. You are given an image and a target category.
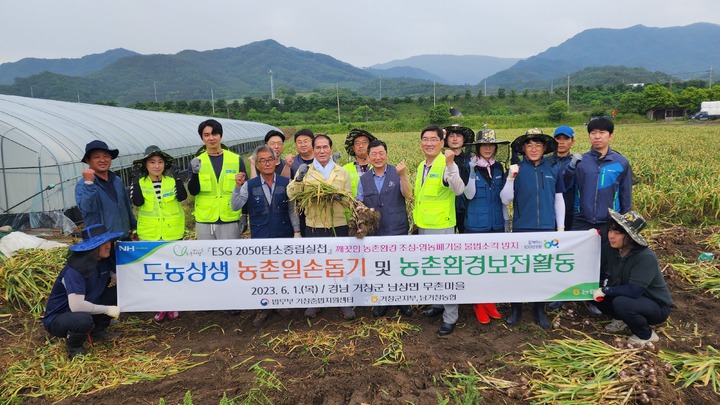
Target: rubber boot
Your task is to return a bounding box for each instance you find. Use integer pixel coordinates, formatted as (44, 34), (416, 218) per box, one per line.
(506, 303), (522, 326)
(533, 302), (551, 330)
(482, 303), (502, 320)
(473, 304), (490, 324)
(66, 332), (87, 359)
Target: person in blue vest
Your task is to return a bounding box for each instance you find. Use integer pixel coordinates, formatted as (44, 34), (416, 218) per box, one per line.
(42, 224), (123, 358)
(500, 128), (565, 329)
(356, 139), (413, 318)
(414, 125), (465, 336)
(129, 145), (187, 323)
(232, 145), (299, 326)
(75, 140), (137, 240)
(443, 124), (474, 233)
(463, 129), (510, 325)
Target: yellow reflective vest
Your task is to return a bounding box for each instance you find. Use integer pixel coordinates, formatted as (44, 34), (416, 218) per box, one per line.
(413, 154), (456, 229)
(342, 162), (361, 197)
(137, 176), (185, 240)
(194, 151), (241, 223)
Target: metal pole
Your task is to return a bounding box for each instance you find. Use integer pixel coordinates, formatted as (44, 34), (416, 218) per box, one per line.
(566, 75), (570, 107)
(433, 81), (436, 107)
(153, 81), (158, 102)
(269, 70), (275, 100)
(211, 88), (215, 115)
(336, 84), (341, 124)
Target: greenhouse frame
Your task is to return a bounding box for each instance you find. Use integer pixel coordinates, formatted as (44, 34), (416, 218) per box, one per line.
(0, 94), (276, 230)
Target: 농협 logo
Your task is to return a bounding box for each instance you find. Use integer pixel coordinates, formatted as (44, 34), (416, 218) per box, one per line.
(260, 298), (269, 306)
(544, 239), (560, 249)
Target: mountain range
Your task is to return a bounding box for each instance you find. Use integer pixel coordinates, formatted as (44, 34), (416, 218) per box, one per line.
(0, 22), (718, 104)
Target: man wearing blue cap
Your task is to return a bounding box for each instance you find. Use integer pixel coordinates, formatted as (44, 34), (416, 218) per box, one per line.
(75, 140), (137, 239)
(42, 224), (123, 358)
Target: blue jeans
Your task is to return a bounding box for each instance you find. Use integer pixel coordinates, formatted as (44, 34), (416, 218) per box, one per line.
(595, 295), (670, 339)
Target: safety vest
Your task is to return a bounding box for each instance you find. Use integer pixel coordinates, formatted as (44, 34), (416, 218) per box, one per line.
(137, 176), (185, 240)
(343, 162), (361, 197)
(413, 155), (455, 229)
(194, 151), (241, 223)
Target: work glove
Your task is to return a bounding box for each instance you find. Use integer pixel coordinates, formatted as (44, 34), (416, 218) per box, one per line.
(557, 227), (565, 232)
(468, 156), (479, 172)
(504, 220), (510, 233)
(592, 288), (605, 302)
(569, 153), (583, 169)
(507, 164), (519, 181)
(106, 305), (121, 319)
(295, 164), (309, 182)
(239, 214), (248, 235)
(294, 232), (302, 238)
(190, 158), (201, 174)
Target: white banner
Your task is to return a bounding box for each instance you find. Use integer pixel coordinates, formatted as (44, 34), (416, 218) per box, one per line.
(116, 230), (601, 312)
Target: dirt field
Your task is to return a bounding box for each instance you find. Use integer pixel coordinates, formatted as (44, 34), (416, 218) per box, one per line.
(3, 226), (719, 404)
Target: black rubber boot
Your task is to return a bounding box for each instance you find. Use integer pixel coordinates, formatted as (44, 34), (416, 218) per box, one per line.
(66, 332), (87, 359)
(506, 303), (522, 326)
(533, 302), (551, 330)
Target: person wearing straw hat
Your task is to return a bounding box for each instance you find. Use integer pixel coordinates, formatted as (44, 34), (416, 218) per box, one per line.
(42, 224), (124, 358)
(75, 140), (137, 240)
(500, 128), (565, 329)
(443, 124), (474, 233)
(463, 129), (510, 325)
(342, 128), (377, 197)
(129, 145), (187, 323)
(592, 209), (672, 345)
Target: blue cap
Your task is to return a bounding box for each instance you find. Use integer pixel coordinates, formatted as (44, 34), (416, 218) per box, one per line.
(553, 126), (574, 138)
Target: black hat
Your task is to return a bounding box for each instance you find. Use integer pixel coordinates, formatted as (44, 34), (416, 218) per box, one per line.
(264, 129), (285, 144)
(443, 124), (475, 147)
(132, 145), (175, 170)
(510, 128), (557, 155)
(344, 129), (377, 156)
(81, 140), (119, 163)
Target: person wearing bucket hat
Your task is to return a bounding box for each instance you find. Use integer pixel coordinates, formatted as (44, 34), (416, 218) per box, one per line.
(248, 130), (291, 179)
(443, 124), (474, 233)
(592, 209), (672, 345)
(342, 129), (377, 197)
(414, 125), (465, 336)
(463, 129), (510, 325)
(75, 140), (137, 240)
(41, 224), (124, 358)
(500, 128), (566, 330)
(129, 145), (187, 323)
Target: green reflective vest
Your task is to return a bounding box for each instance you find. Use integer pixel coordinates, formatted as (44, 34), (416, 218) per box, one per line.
(413, 155), (455, 229)
(137, 176), (185, 240)
(194, 151), (241, 223)
(342, 161), (361, 198)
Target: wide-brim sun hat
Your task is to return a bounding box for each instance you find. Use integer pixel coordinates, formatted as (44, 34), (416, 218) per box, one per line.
(608, 208), (648, 247)
(511, 128), (557, 155)
(132, 145), (175, 169)
(70, 224), (124, 252)
(470, 129), (510, 146)
(344, 128), (377, 156)
(81, 140), (119, 163)
(443, 124), (475, 147)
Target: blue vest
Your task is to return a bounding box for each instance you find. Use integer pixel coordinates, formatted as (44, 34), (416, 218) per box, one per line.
(359, 166), (409, 236)
(246, 176), (294, 238)
(465, 163), (505, 232)
(512, 158), (558, 231)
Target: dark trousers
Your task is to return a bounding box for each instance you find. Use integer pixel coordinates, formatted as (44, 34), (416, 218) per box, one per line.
(44, 287), (116, 338)
(305, 225), (349, 237)
(595, 295), (670, 339)
(455, 211), (465, 234)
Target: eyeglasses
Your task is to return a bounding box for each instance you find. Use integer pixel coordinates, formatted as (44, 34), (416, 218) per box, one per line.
(354, 140), (369, 146)
(421, 138), (441, 144)
(258, 158), (275, 165)
(524, 143), (545, 150)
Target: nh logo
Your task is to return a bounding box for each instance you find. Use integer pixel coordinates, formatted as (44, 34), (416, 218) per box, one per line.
(118, 245), (135, 251)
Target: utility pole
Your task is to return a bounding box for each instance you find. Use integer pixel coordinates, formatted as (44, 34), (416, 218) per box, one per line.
(211, 88), (215, 115)
(268, 70), (275, 100)
(153, 81), (158, 102)
(433, 81), (436, 107)
(484, 78), (487, 96)
(336, 84), (341, 124)
(566, 75), (570, 108)
(77, 90), (80, 103)
(379, 76), (382, 100)
(710, 66), (714, 88)
(30, 85), (34, 98)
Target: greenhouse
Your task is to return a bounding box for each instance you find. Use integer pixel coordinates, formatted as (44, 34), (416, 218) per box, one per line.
(0, 94), (276, 231)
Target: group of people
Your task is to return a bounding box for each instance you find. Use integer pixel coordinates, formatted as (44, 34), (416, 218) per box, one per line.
(42, 117), (672, 358)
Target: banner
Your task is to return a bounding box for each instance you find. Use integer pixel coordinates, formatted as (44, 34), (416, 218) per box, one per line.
(116, 230), (600, 312)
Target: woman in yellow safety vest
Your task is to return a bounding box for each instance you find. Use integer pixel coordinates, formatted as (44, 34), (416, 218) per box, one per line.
(130, 145), (187, 323)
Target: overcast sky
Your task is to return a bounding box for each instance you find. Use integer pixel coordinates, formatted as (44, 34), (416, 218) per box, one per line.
(2, 0), (719, 67)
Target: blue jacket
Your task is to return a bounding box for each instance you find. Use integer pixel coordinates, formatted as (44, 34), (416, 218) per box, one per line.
(359, 165), (409, 236)
(554, 154), (576, 229)
(246, 175), (294, 238)
(75, 172), (136, 237)
(564, 147), (632, 226)
(512, 158), (562, 232)
(465, 163), (505, 232)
